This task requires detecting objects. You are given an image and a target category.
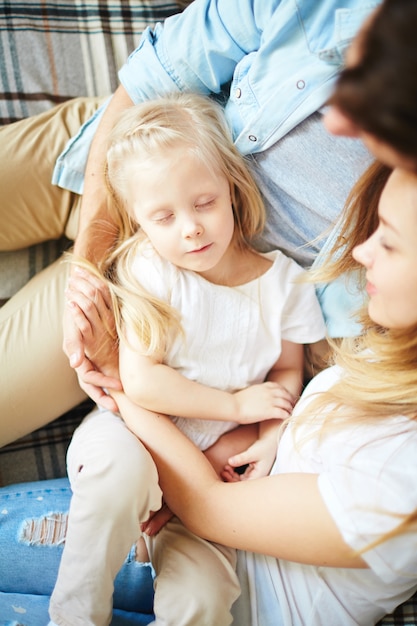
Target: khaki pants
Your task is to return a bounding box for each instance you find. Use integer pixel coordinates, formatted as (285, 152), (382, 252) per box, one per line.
(0, 98), (102, 446)
(49, 409), (240, 626)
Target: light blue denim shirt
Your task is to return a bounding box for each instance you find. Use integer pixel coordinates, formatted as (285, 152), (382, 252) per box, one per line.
(53, 0), (380, 194)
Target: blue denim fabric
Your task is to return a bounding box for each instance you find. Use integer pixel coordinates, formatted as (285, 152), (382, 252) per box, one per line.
(0, 479), (155, 626)
(52, 0), (380, 195)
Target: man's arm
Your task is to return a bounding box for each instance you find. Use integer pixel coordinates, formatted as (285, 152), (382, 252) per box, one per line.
(72, 84), (133, 263)
(63, 86), (134, 408)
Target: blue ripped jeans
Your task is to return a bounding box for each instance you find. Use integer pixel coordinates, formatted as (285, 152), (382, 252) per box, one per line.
(0, 408), (240, 626)
(0, 477), (155, 626)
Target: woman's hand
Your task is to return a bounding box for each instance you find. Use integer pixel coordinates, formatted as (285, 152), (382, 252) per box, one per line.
(63, 267), (122, 410)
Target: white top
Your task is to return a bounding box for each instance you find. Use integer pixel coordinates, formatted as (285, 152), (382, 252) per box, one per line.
(233, 365), (417, 625)
(132, 247), (325, 449)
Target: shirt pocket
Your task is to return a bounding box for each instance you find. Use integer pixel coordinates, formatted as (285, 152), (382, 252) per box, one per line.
(295, 1), (380, 64)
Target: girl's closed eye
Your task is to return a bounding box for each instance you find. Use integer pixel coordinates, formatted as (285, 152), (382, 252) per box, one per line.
(195, 198), (216, 211)
(154, 212), (174, 224)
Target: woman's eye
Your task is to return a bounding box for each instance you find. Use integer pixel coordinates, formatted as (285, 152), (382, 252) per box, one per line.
(379, 237), (394, 252)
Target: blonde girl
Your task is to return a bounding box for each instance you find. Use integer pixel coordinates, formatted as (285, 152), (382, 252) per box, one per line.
(91, 91), (325, 470)
(49, 92), (325, 626)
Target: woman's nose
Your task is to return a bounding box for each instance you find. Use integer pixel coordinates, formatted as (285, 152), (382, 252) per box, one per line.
(323, 106), (361, 138)
(352, 235), (374, 268)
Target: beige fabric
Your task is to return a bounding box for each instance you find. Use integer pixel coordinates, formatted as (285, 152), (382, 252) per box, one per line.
(147, 519), (239, 626)
(0, 99), (103, 446)
(0, 98), (101, 250)
(50, 409), (239, 626)
(0, 259), (87, 446)
(50, 409), (162, 625)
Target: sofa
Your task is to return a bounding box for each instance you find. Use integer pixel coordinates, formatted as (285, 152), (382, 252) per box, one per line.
(0, 1), (416, 624)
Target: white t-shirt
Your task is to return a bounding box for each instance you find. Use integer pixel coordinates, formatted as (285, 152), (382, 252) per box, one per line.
(132, 247), (325, 449)
(233, 365), (417, 625)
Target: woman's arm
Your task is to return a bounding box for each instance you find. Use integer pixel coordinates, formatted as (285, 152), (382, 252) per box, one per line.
(112, 390), (365, 568)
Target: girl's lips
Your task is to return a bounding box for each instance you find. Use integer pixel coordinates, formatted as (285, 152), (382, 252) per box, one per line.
(189, 243), (212, 254)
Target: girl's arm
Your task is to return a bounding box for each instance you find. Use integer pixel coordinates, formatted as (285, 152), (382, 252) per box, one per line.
(112, 389), (366, 569)
(221, 339), (305, 478)
(120, 334), (295, 424)
(266, 339), (304, 399)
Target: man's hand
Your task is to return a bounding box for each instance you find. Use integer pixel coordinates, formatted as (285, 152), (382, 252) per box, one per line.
(63, 267), (122, 410)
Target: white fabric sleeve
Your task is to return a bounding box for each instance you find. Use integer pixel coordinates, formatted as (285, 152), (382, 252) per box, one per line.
(318, 427), (417, 583)
(277, 252), (326, 343)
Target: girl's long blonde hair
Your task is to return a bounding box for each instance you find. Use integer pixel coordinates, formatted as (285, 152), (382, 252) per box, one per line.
(91, 92), (266, 355)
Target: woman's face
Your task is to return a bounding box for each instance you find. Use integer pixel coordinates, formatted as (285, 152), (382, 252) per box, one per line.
(324, 108), (416, 172)
(352, 168), (417, 330)
(324, 12), (417, 171)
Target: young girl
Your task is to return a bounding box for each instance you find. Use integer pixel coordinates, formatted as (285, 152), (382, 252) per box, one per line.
(49, 92), (325, 625)
(81, 163), (417, 625)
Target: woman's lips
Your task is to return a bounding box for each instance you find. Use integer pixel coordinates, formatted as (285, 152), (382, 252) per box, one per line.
(366, 280), (377, 296)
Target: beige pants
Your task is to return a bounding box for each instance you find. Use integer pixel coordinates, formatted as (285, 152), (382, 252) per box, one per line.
(49, 408), (240, 626)
(0, 98), (102, 446)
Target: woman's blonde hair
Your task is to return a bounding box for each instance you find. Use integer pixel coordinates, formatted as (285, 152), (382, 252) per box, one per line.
(301, 160), (417, 426)
(95, 92), (266, 355)
(311, 160), (391, 284)
(293, 163), (417, 541)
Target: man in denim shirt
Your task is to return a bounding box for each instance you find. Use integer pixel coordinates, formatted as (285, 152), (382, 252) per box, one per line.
(0, 0), (380, 439)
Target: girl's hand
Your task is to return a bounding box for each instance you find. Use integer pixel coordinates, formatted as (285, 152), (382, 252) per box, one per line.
(221, 436), (278, 482)
(141, 502), (174, 536)
(233, 382), (295, 424)
(64, 267), (122, 410)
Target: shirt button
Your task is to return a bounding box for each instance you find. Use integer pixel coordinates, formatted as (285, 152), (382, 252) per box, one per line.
(248, 135), (257, 142)
(296, 79), (306, 90)
(235, 88), (242, 99)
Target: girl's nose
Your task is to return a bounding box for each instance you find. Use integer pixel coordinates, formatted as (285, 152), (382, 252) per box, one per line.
(182, 217), (203, 238)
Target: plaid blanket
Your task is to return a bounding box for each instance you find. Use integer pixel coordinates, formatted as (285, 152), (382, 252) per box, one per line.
(0, 2), (416, 623)
(0, 0), (179, 124)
